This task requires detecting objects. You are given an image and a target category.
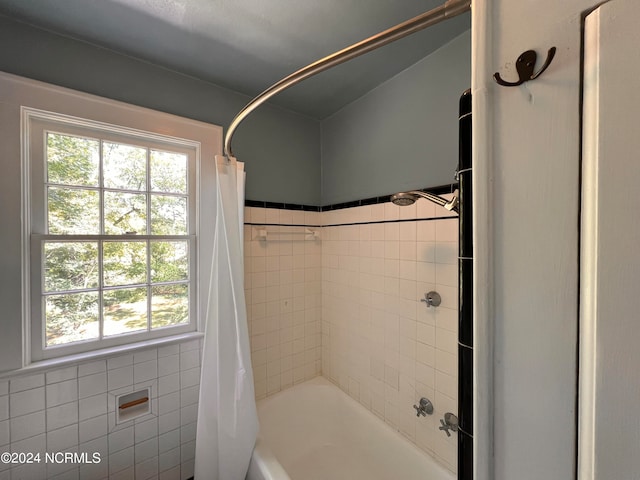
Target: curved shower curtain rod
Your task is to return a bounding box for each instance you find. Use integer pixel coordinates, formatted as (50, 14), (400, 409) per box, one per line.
(223, 0), (471, 157)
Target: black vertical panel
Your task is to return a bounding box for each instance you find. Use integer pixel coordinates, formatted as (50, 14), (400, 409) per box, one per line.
(459, 90), (471, 166)
(457, 88), (473, 480)
(458, 90), (472, 237)
(457, 89), (472, 346)
(459, 88), (473, 259)
(458, 430), (474, 479)
(459, 171), (473, 258)
(458, 258), (473, 347)
(458, 343), (474, 435)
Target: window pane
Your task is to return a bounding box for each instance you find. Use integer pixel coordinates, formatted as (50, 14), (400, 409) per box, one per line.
(45, 292), (99, 346)
(46, 133), (99, 187)
(104, 191), (147, 235)
(150, 241), (188, 282)
(150, 150), (187, 194)
(150, 195), (187, 235)
(47, 187), (100, 234)
(44, 242), (99, 292)
(151, 284), (188, 329)
(103, 241), (147, 287)
(103, 142), (147, 191)
(103, 287), (148, 336)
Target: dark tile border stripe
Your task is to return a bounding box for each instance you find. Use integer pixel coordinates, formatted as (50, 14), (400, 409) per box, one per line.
(322, 216), (456, 227)
(244, 199), (321, 211)
(244, 184), (457, 212)
(244, 216), (457, 229)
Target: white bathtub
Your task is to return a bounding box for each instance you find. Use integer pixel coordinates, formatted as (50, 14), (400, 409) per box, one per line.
(246, 376), (454, 480)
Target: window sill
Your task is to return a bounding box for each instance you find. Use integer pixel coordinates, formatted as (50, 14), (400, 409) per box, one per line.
(0, 331), (204, 380)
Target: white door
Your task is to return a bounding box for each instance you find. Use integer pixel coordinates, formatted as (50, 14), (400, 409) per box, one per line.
(580, 1), (640, 478)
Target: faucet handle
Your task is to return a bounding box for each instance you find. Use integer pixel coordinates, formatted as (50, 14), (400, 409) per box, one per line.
(413, 397), (434, 417)
(439, 419), (452, 436)
(439, 412), (459, 437)
(420, 291), (441, 308)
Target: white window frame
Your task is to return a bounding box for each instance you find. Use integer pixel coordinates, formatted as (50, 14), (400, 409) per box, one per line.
(11, 94), (222, 370)
(25, 109), (204, 361)
(0, 72), (220, 373)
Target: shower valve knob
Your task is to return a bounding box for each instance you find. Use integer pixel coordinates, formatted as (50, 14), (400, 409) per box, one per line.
(413, 397), (433, 417)
(439, 413), (459, 437)
(439, 419), (452, 437)
(421, 291), (441, 308)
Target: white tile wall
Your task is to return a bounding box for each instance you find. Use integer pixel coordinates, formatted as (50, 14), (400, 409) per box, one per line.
(0, 339), (202, 480)
(321, 198), (459, 473)
(244, 199), (459, 474)
(244, 207), (323, 400)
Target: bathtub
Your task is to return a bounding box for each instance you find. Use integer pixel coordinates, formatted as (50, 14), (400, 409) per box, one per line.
(246, 376), (454, 480)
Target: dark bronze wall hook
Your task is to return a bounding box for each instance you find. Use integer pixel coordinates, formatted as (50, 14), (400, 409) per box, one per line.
(494, 47), (556, 87)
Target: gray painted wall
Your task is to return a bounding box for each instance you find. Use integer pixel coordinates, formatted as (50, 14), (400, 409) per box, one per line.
(320, 30), (471, 205)
(0, 15), (470, 207)
(0, 15), (321, 205)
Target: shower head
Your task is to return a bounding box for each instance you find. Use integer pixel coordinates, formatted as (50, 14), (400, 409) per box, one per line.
(390, 190), (459, 213)
(390, 192), (418, 206)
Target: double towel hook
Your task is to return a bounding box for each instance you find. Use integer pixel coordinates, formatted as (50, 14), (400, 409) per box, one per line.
(494, 47), (556, 87)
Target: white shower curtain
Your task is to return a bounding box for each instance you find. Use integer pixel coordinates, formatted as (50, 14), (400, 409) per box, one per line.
(194, 155), (258, 479)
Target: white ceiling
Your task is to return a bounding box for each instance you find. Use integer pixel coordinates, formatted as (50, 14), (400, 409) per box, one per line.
(0, 0), (470, 118)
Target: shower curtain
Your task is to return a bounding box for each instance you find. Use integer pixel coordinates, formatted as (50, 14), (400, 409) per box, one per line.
(194, 155), (258, 480)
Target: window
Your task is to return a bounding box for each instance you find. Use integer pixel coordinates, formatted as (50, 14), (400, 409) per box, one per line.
(27, 110), (201, 360)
